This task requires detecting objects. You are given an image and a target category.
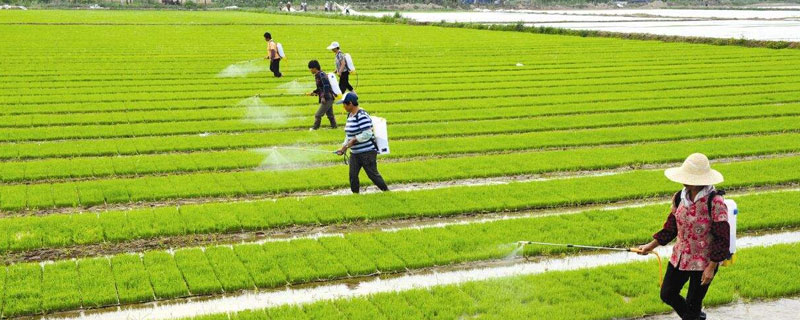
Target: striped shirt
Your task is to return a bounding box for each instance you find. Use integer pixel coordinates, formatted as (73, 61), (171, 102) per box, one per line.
(345, 109), (376, 154)
(334, 51), (349, 73)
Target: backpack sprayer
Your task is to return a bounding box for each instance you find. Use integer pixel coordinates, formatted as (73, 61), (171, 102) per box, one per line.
(516, 241), (663, 287)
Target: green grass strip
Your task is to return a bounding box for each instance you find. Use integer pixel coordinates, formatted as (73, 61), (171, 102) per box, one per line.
(2, 116), (800, 184)
(2, 154), (800, 253)
(209, 242), (800, 320)
(2, 122), (800, 211)
(1, 97), (798, 143)
(2, 190), (799, 317)
(1, 107), (799, 161)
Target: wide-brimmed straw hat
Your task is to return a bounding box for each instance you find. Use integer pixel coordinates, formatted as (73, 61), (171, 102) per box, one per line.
(664, 153), (724, 186)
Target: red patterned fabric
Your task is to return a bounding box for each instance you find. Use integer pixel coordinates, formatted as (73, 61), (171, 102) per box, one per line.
(653, 190), (730, 271)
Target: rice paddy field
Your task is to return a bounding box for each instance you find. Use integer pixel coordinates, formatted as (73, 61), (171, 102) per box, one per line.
(1, 9), (800, 320)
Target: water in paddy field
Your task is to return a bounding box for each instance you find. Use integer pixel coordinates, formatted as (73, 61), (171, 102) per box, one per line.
(639, 297), (800, 320)
(55, 231), (800, 320)
(361, 9), (800, 41)
(239, 96), (288, 125)
(277, 78), (315, 95)
(216, 59), (268, 78)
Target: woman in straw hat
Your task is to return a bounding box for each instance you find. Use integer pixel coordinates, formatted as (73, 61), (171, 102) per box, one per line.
(638, 153), (731, 320)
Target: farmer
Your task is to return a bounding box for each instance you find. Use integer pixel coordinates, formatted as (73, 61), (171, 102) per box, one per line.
(335, 92), (389, 194)
(307, 60), (337, 130)
(638, 153), (730, 320)
(264, 32), (282, 78)
(326, 41), (354, 93)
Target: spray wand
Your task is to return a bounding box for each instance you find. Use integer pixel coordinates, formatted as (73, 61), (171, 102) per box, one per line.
(516, 241), (663, 287)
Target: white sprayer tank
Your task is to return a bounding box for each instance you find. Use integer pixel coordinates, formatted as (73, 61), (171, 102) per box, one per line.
(371, 116), (389, 154)
(327, 73), (343, 96)
(725, 199), (737, 255)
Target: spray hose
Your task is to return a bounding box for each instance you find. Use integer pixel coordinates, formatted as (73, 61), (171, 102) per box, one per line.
(517, 241), (663, 287)
(333, 149), (350, 165)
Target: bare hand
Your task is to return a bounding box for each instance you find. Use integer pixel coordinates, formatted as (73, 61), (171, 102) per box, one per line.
(701, 264), (716, 285)
(637, 241), (658, 256)
(336, 147), (346, 155)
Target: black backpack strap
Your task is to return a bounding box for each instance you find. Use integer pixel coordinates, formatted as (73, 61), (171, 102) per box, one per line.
(672, 190), (682, 211)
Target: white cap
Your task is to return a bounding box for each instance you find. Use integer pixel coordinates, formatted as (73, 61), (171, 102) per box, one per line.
(326, 41), (340, 50)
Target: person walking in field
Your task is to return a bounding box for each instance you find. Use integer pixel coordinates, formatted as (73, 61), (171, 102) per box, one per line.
(335, 92), (389, 194)
(264, 32), (282, 78)
(326, 41), (354, 93)
(638, 153), (730, 320)
(307, 60), (337, 130)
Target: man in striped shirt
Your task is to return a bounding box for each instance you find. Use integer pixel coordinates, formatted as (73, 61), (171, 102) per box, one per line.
(335, 92), (389, 194)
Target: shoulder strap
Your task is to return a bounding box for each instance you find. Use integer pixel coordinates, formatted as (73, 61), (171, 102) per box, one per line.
(672, 191), (682, 210)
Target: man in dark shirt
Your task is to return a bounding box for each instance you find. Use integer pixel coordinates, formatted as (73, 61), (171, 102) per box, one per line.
(307, 60), (337, 130)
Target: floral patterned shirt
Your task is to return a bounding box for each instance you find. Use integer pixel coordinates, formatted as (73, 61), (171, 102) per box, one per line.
(653, 186), (730, 271)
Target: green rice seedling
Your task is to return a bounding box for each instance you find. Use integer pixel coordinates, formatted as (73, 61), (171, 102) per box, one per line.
(50, 183), (79, 208)
(3, 263), (42, 317)
(262, 241), (316, 284)
(408, 228), (462, 266)
(229, 309), (263, 320)
(232, 244), (287, 288)
(372, 231), (435, 269)
(333, 298), (389, 320)
(39, 214), (75, 249)
(5, 218), (42, 252)
(179, 204), (241, 235)
(0, 266), (4, 316)
(10, 137), (800, 212)
(230, 201), (292, 231)
(97, 180), (130, 205)
(75, 183), (105, 208)
(295, 240), (349, 281)
(110, 254), (154, 303)
(125, 208), (160, 239)
(98, 210), (134, 243)
(70, 212), (104, 245)
(238, 243), (800, 320)
(4, 162), (800, 256)
(302, 301), (347, 320)
(189, 313), (230, 320)
(367, 292), (426, 320)
(203, 246), (255, 292)
(149, 206), (186, 236)
(267, 304), (311, 320)
(173, 248), (223, 295)
(318, 236), (378, 276)
(345, 233), (406, 272)
(0, 187), (25, 211)
(77, 257), (118, 308)
(41, 260), (81, 312)
(142, 251), (189, 300)
(25, 183), (54, 209)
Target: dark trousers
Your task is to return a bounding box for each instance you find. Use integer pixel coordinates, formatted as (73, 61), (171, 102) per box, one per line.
(339, 71), (353, 93)
(660, 263), (716, 320)
(349, 151), (388, 193)
(313, 98), (336, 129)
(269, 58), (282, 77)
